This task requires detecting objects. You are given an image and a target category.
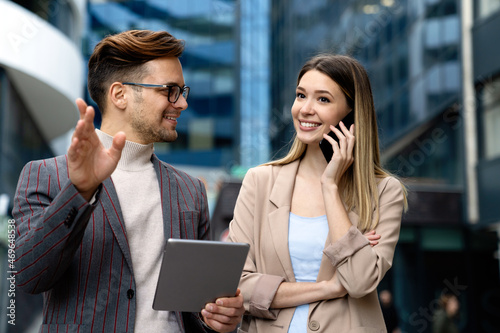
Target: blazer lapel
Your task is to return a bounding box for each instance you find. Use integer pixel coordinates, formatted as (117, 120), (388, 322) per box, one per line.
(151, 154), (181, 240)
(100, 178), (134, 275)
(268, 160), (300, 282)
(151, 155), (185, 327)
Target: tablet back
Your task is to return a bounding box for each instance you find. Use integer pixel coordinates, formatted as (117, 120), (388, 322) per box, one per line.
(153, 238), (249, 312)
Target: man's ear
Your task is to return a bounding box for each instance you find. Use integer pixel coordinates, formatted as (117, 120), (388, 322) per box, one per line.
(109, 82), (127, 110)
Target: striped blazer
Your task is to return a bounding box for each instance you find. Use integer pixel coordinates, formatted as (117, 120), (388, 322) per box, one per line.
(12, 154), (214, 333)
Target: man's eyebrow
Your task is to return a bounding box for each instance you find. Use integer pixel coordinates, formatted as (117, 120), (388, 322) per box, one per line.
(161, 81), (184, 86)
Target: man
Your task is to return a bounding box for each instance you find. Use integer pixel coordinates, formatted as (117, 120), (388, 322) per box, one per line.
(12, 30), (244, 332)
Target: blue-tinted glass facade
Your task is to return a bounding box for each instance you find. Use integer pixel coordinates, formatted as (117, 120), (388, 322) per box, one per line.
(239, 0), (271, 167)
(86, 0), (238, 168)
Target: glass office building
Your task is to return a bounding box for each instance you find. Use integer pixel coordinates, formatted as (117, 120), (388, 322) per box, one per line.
(239, 0), (271, 167)
(474, 0), (500, 229)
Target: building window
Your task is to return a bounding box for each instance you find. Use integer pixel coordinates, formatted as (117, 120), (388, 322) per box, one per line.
(481, 76), (500, 160)
(476, 0), (500, 20)
(384, 108), (464, 186)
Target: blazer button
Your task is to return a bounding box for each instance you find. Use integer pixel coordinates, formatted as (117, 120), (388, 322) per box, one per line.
(308, 320), (320, 331)
(127, 289), (134, 299)
(64, 208), (78, 228)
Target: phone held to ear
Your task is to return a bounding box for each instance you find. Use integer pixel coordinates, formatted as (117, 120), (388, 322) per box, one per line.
(319, 111), (355, 162)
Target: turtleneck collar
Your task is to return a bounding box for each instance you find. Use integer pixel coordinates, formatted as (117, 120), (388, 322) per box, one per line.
(96, 129), (154, 171)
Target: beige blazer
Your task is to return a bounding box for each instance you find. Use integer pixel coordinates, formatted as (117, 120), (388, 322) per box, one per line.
(228, 160), (405, 333)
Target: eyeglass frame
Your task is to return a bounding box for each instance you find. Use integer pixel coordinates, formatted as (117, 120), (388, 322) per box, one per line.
(122, 82), (190, 103)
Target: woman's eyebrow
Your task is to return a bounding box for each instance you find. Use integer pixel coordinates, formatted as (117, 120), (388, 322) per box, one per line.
(315, 89), (334, 98)
(297, 86), (334, 97)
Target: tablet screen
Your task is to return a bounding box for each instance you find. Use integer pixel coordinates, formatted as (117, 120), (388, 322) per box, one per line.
(153, 238), (249, 312)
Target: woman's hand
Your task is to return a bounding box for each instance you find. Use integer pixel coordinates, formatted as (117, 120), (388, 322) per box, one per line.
(364, 230), (381, 247)
(322, 270), (347, 300)
(320, 121), (355, 186)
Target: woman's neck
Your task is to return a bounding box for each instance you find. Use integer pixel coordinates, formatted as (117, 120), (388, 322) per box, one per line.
(299, 145), (328, 179)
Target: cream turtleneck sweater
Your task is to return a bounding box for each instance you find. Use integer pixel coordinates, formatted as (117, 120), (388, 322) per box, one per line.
(96, 130), (182, 332)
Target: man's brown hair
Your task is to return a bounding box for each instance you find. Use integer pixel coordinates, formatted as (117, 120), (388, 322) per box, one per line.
(88, 30), (185, 114)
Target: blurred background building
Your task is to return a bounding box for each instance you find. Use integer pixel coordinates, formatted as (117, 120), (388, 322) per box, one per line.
(1, 0), (499, 332)
(0, 0), (86, 331)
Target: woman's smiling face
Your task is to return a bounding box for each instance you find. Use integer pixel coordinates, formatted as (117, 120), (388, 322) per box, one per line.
(291, 69), (351, 145)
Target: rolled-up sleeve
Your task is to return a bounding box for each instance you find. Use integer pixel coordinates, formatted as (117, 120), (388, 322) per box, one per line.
(249, 275), (284, 319)
(325, 177), (405, 299)
(323, 226), (370, 267)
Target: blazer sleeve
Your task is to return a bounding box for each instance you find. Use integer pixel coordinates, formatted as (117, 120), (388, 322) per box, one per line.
(12, 159), (99, 294)
(228, 168), (284, 320)
(323, 176), (405, 298)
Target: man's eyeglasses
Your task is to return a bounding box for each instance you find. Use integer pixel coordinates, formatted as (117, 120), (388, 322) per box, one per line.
(122, 82), (190, 103)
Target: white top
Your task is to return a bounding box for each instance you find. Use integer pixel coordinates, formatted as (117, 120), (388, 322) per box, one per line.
(97, 130), (182, 332)
(288, 212), (329, 333)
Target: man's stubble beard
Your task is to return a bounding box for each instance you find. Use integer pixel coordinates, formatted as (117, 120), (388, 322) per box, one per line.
(130, 108), (178, 144)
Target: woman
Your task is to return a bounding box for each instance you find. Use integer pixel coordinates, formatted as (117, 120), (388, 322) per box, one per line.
(228, 54), (407, 332)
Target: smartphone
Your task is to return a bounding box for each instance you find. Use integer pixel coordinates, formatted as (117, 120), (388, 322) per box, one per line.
(319, 111), (355, 162)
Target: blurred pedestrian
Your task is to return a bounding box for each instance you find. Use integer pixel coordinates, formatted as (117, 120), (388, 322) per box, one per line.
(380, 289), (401, 333)
(433, 293), (460, 333)
(227, 54), (407, 332)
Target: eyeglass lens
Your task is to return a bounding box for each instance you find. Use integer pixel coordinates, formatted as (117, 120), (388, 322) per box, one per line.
(169, 86), (189, 103)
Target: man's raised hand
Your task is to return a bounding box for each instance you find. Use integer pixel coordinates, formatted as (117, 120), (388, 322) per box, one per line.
(68, 98), (126, 201)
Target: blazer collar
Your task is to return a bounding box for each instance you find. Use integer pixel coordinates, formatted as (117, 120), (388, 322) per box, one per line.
(267, 159), (300, 281)
(269, 159), (300, 208)
(101, 178), (135, 275)
(151, 154), (181, 240)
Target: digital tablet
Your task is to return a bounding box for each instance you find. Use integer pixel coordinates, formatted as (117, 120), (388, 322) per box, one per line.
(153, 238), (249, 312)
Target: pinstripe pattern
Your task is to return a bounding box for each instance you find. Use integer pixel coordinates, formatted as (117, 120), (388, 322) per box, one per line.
(13, 154), (212, 332)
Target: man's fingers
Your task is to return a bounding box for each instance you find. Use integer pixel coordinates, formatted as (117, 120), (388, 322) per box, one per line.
(72, 106), (96, 143)
(83, 105), (95, 125)
(215, 291), (244, 308)
(75, 99), (96, 133)
(75, 98), (88, 120)
(201, 309), (241, 333)
(201, 318), (234, 333)
(67, 137), (80, 161)
(109, 132), (126, 161)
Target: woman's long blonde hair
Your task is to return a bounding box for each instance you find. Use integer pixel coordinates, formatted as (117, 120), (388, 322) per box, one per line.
(266, 54), (407, 232)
